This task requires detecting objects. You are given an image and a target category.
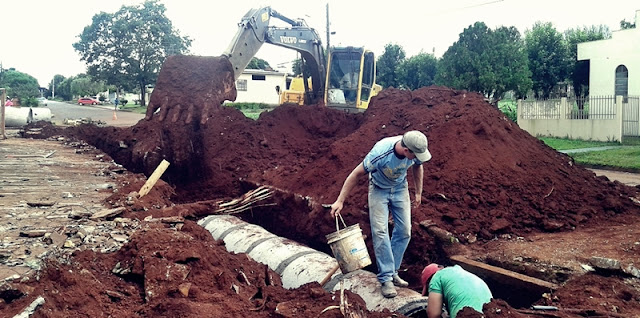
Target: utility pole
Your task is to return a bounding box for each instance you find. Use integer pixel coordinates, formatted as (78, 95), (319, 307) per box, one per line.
(326, 3), (330, 50)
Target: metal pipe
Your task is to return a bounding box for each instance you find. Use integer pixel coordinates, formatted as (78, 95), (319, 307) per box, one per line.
(198, 215), (427, 316)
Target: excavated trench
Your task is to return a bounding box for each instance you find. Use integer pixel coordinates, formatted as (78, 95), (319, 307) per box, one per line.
(14, 55), (640, 317)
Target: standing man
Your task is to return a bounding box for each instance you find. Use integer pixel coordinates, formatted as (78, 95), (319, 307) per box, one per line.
(421, 263), (493, 318)
(330, 130), (432, 298)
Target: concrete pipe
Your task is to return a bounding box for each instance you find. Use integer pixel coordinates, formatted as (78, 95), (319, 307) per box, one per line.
(31, 107), (52, 123)
(4, 107), (33, 127)
(198, 215), (428, 316)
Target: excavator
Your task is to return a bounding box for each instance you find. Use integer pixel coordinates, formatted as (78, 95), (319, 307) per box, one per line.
(223, 6), (382, 113)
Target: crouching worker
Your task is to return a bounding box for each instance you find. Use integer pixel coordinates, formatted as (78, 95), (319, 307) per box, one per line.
(421, 263), (493, 318)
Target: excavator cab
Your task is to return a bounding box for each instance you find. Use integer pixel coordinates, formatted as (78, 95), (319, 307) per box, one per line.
(325, 47), (381, 113)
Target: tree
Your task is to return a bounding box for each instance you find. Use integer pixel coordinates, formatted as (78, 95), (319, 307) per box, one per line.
(437, 22), (531, 105)
(70, 75), (106, 98)
(397, 53), (437, 90)
(376, 43), (406, 88)
(73, 0), (191, 107)
(525, 22), (571, 99)
(0, 70), (40, 103)
(45, 74), (66, 99)
(564, 25), (610, 101)
(247, 57), (272, 70)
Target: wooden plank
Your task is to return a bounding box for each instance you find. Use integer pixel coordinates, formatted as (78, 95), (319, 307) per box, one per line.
(450, 255), (558, 294)
(139, 159), (170, 197)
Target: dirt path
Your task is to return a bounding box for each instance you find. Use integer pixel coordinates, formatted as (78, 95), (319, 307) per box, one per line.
(589, 168), (640, 187)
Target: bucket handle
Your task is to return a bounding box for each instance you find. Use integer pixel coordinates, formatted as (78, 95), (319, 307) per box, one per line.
(335, 213), (348, 232)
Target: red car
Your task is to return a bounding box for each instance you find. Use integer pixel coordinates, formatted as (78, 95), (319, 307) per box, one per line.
(78, 97), (99, 105)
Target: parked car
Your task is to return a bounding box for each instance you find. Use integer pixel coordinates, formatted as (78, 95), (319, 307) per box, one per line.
(78, 97), (99, 105)
(37, 97), (48, 106)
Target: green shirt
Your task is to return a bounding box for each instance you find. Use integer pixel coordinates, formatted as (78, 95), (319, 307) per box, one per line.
(428, 265), (493, 318)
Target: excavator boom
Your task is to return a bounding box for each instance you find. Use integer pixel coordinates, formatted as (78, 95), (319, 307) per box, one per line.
(223, 7), (325, 104)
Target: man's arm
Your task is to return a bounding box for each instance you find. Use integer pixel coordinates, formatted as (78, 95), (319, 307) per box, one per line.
(427, 291), (444, 318)
(411, 164), (424, 207)
(330, 163), (366, 217)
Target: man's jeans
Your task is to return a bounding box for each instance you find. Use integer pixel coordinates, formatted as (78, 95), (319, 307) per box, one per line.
(368, 181), (411, 283)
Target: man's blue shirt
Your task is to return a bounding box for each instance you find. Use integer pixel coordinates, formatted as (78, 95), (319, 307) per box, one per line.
(362, 136), (422, 189)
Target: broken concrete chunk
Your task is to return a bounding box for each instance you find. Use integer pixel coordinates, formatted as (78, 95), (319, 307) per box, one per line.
(623, 264), (640, 278)
(19, 230), (47, 238)
(590, 256), (621, 270)
(112, 262), (132, 275)
(110, 233), (128, 243)
(90, 207), (126, 220)
(26, 201), (56, 207)
(68, 207), (93, 219)
(178, 282), (192, 297)
(45, 232), (67, 248)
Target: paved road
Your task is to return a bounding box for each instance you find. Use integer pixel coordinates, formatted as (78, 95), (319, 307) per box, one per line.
(45, 100), (144, 127)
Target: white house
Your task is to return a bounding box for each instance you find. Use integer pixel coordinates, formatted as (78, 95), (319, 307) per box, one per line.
(577, 9), (640, 97)
(232, 69), (286, 105)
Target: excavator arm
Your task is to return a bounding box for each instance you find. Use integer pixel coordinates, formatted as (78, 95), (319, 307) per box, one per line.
(223, 7), (326, 104)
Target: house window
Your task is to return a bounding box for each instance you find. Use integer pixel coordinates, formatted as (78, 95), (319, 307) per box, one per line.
(615, 65), (628, 101)
(237, 79), (247, 91)
(252, 75), (266, 81)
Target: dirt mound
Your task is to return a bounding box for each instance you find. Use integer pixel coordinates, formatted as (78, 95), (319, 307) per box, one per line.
(1, 221), (394, 318)
(15, 55), (640, 316)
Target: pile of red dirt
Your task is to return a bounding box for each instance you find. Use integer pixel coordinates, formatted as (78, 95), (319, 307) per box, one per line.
(1, 221), (393, 318)
(14, 55), (640, 317)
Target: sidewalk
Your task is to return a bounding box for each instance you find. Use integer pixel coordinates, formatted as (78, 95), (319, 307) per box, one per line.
(559, 146), (626, 154)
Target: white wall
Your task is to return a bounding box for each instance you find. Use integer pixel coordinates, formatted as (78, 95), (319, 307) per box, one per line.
(517, 97), (624, 142)
(578, 9), (640, 96)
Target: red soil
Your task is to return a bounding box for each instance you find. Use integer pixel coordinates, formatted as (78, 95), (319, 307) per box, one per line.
(7, 55), (640, 317)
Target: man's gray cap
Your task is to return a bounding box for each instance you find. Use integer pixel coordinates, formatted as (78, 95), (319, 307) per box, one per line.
(402, 130), (432, 162)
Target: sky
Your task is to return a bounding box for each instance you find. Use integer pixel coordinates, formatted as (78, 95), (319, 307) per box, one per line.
(2, 0), (638, 87)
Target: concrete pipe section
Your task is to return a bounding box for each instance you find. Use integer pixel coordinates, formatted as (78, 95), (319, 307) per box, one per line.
(198, 215), (428, 316)
(4, 107), (52, 127)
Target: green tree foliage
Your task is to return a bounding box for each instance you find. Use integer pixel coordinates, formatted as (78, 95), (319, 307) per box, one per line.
(397, 53), (437, 90)
(70, 75), (106, 97)
(376, 43), (406, 88)
(620, 19), (636, 29)
(247, 57), (272, 70)
(564, 25), (610, 99)
(73, 0), (191, 107)
(525, 22), (571, 99)
(0, 70), (40, 104)
(56, 77), (74, 101)
(47, 74), (66, 99)
(437, 22), (531, 105)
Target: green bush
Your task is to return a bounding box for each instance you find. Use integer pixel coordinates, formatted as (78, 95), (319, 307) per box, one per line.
(498, 99), (517, 123)
(21, 96), (39, 107)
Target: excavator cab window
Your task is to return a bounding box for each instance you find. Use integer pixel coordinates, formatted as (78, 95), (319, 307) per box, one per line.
(360, 52), (375, 102)
(328, 51), (361, 104)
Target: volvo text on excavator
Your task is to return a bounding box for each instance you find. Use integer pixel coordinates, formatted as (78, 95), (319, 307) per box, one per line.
(223, 6), (382, 113)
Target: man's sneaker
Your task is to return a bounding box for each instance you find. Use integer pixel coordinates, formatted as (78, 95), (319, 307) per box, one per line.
(392, 274), (409, 287)
(381, 281), (397, 298)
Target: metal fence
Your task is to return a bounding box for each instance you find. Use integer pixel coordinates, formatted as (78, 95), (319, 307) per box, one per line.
(519, 96), (617, 120)
(623, 96), (640, 137)
(568, 96), (617, 119)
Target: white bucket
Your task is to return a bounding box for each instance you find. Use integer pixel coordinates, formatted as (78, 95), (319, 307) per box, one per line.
(326, 215), (372, 274)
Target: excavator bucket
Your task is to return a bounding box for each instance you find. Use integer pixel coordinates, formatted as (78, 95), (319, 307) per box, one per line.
(145, 55), (237, 124)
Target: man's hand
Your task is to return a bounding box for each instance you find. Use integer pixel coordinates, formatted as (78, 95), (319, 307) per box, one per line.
(145, 55), (237, 125)
(413, 195), (422, 208)
(329, 201), (343, 218)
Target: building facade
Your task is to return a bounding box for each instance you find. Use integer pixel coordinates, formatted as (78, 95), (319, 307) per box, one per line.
(577, 10), (640, 97)
(233, 69), (286, 105)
